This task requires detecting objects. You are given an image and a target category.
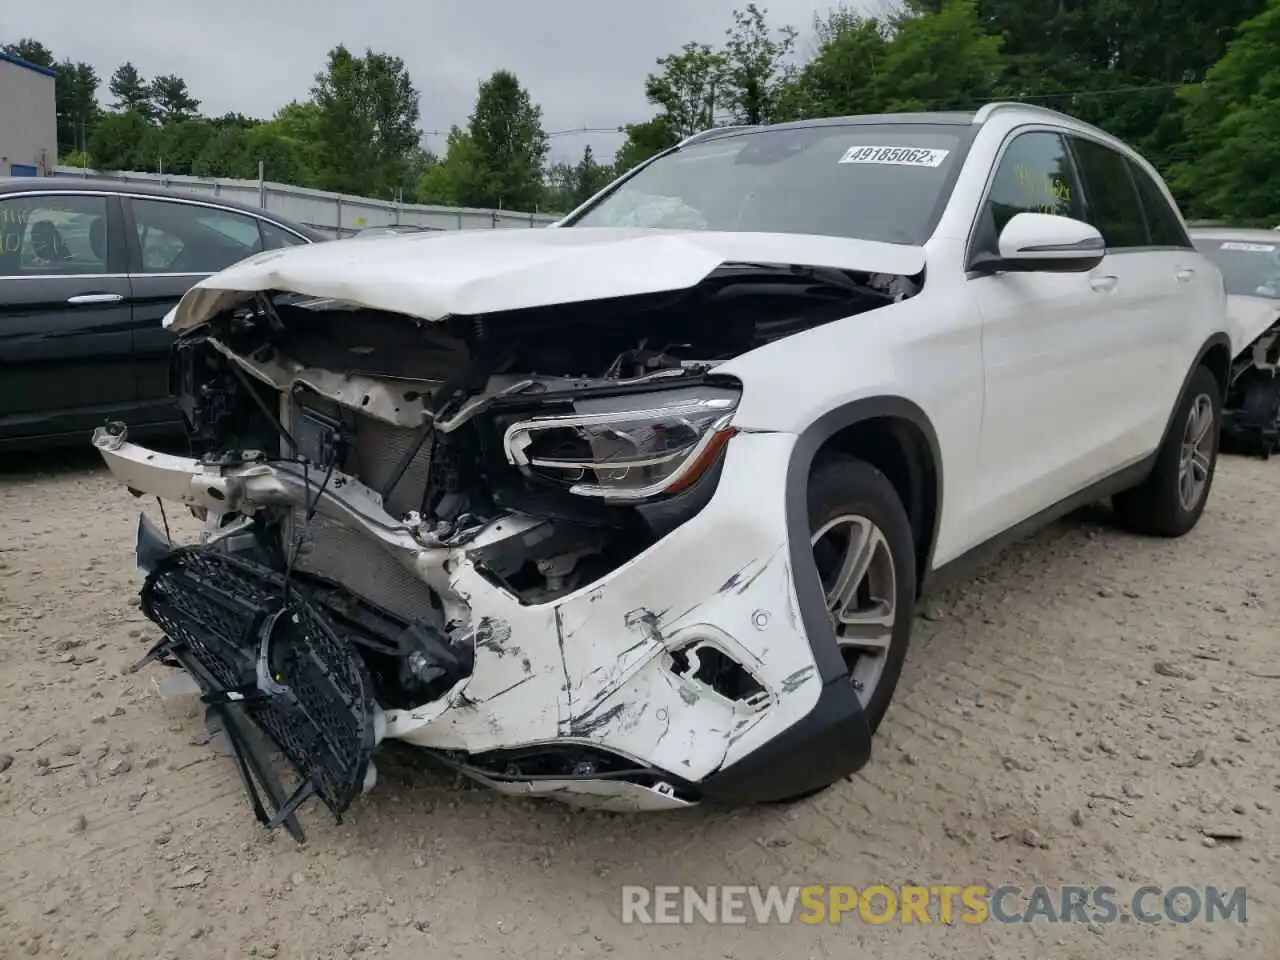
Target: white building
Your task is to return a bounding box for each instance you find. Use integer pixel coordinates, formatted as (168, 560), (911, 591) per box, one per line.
(0, 52), (57, 177)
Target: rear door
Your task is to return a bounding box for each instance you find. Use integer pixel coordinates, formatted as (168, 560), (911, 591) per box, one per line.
(1067, 135), (1181, 461)
(0, 190), (134, 445)
(123, 197), (310, 414)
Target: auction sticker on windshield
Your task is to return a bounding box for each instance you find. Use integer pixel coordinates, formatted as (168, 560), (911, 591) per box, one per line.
(839, 145), (950, 167)
(1220, 241), (1276, 252)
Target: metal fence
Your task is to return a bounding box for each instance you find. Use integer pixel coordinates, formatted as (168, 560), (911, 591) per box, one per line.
(51, 166), (559, 237)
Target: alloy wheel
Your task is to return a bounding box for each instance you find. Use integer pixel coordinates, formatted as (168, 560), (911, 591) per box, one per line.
(1178, 393), (1214, 512)
(810, 514), (897, 705)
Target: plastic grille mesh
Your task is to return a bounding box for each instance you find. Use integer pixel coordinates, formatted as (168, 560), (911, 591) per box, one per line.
(140, 548), (378, 818)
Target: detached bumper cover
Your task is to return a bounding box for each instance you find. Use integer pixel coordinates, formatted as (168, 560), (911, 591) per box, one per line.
(100, 426), (872, 814)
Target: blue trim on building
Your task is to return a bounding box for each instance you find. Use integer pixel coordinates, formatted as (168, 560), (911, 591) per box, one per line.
(0, 52), (58, 78)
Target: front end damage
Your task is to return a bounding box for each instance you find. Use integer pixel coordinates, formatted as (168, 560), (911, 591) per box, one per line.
(1224, 307), (1280, 456)
(94, 257), (912, 833)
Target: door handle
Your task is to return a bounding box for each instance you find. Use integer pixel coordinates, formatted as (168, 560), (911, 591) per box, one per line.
(66, 293), (124, 305)
(1090, 275), (1118, 293)
(1175, 267), (1195, 282)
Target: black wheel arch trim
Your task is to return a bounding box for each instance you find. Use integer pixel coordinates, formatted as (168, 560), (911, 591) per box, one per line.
(1157, 333), (1232, 452)
(698, 395), (941, 805)
(784, 395), (943, 683)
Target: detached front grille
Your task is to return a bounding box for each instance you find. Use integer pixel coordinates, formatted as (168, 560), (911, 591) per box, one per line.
(140, 547), (379, 819)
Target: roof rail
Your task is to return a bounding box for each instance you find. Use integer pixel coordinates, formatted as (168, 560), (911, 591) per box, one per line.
(972, 102), (1078, 125)
(678, 125), (758, 146)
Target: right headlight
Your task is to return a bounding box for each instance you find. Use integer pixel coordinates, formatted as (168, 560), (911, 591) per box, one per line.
(501, 384), (740, 502)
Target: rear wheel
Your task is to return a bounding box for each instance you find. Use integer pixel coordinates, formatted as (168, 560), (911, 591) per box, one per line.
(1112, 365), (1221, 537)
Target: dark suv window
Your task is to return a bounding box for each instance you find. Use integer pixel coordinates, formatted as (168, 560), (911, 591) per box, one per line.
(0, 194), (110, 276)
(131, 198), (268, 273)
(1068, 137), (1149, 249)
(1127, 160), (1190, 248)
(985, 131), (1084, 235)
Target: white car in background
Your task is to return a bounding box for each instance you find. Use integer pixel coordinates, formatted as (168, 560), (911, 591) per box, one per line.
(1190, 227), (1280, 453)
(90, 102), (1232, 839)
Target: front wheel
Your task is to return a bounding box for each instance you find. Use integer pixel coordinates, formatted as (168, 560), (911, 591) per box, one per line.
(1112, 364), (1222, 537)
(806, 456), (917, 733)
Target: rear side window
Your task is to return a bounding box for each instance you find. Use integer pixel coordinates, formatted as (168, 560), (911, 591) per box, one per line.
(0, 194), (110, 276)
(1069, 137), (1149, 249)
(1127, 160), (1190, 248)
(261, 220), (308, 250)
(131, 198), (266, 273)
(985, 131), (1084, 235)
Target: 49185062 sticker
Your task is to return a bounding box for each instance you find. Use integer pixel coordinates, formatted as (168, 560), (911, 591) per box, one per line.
(839, 145), (950, 167)
(1219, 241), (1276, 253)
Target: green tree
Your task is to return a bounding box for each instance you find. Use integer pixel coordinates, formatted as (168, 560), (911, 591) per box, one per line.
(108, 62), (155, 120)
(645, 42), (727, 137)
(613, 116), (679, 172)
(1, 39), (54, 67)
(720, 5), (798, 124)
(1172, 0), (1280, 220)
(88, 111), (152, 171)
(774, 10), (890, 119)
(570, 145), (614, 205)
(310, 45), (422, 197)
(416, 127), (486, 205)
(872, 0), (1006, 111)
(54, 60), (100, 159)
(466, 70), (549, 209)
(150, 74), (201, 124)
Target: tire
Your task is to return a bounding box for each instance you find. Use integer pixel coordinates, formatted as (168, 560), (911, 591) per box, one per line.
(1112, 364), (1222, 537)
(806, 455), (917, 733)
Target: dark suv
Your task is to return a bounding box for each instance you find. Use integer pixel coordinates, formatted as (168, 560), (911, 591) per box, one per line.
(0, 178), (327, 450)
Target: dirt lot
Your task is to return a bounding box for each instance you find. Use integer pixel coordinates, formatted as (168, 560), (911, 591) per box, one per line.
(0, 451), (1276, 959)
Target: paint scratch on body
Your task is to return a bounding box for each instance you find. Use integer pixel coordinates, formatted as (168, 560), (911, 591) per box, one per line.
(781, 665), (816, 693)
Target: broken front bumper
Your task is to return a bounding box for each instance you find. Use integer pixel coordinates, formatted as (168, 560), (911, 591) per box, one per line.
(95, 425), (871, 813)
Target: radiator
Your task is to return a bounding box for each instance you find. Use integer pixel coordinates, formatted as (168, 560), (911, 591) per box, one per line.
(286, 390), (439, 625)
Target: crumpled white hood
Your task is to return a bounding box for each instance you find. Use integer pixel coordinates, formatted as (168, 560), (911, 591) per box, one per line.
(162, 227), (927, 332)
(1226, 294), (1280, 357)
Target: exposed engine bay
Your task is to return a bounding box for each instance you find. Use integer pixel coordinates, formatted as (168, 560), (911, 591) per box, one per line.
(1223, 317), (1280, 456)
(94, 261), (912, 837)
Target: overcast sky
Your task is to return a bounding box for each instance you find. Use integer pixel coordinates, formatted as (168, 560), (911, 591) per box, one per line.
(7, 0), (837, 162)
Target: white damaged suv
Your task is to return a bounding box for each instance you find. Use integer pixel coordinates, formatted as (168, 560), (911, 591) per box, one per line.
(93, 103), (1232, 833)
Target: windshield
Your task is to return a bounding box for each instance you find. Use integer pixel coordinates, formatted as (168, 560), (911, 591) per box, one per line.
(569, 123), (966, 246)
(1196, 238), (1280, 299)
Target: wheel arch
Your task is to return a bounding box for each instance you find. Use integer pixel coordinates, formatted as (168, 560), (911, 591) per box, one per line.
(785, 396), (944, 684)
(1155, 333), (1233, 454)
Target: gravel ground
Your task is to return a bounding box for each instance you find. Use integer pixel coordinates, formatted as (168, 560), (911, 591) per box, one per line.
(0, 450), (1276, 959)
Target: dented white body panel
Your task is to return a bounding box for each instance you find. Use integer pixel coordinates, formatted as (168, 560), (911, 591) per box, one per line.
(94, 427), (819, 793)
(161, 226), (926, 331)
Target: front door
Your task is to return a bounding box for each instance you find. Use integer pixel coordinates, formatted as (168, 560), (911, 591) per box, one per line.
(0, 191), (135, 446)
(964, 129), (1123, 543)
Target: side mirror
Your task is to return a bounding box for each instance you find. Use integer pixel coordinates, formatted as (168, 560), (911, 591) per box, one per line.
(988, 212), (1106, 273)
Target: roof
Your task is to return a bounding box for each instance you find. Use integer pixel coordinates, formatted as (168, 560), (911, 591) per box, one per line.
(0, 52), (58, 79)
(1189, 226), (1280, 242)
(0, 176), (328, 240)
(679, 103), (1111, 145)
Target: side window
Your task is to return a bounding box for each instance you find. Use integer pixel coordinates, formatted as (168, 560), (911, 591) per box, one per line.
(131, 198), (265, 274)
(0, 194), (110, 276)
(260, 220), (308, 250)
(986, 131), (1084, 236)
(1127, 160), (1190, 248)
(1068, 137), (1149, 249)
